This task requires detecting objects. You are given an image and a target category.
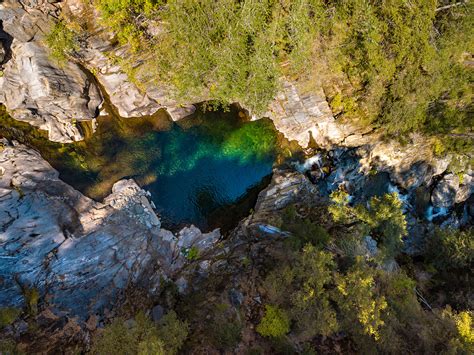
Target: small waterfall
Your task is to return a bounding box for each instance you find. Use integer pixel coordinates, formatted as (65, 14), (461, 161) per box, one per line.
(388, 183), (410, 212)
(294, 154), (322, 173)
(328, 168), (346, 191)
(425, 205), (449, 222)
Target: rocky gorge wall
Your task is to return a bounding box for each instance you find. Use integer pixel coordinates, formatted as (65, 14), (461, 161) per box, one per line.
(0, 0), (472, 344)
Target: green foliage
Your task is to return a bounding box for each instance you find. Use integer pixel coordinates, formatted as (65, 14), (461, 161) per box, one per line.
(439, 307), (474, 354)
(256, 305), (290, 338)
(289, 246), (338, 339)
(333, 258), (387, 342)
(358, 192), (407, 257)
(0, 339), (18, 355)
(425, 227), (474, 271)
(326, 0), (473, 152)
(262, 239), (473, 353)
(45, 20), (79, 63)
(24, 288), (39, 316)
(264, 246), (338, 340)
(184, 246), (200, 261)
(156, 311), (189, 353)
(454, 311), (474, 348)
(328, 190), (353, 224)
(94, 0), (323, 114)
(92, 311), (188, 355)
(0, 308), (21, 329)
(329, 191), (407, 258)
(212, 321), (242, 350)
(92, 0), (472, 152)
(281, 205), (330, 249)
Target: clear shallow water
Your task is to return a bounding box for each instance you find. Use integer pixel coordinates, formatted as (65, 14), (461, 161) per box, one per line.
(0, 105), (277, 231)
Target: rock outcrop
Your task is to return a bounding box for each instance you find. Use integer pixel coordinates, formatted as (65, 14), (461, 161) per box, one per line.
(263, 78), (472, 211)
(263, 80), (344, 149)
(0, 0), (102, 143)
(263, 79), (371, 149)
(62, 0), (196, 121)
(0, 140), (220, 318)
(432, 172), (474, 208)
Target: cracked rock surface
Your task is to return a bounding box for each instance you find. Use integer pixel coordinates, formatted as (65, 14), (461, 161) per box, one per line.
(0, 0), (102, 143)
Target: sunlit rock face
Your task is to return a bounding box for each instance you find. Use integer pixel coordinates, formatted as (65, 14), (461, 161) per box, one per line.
(0, 0), (102, 143)
(0, 140), (220, 318)
(263, 80), (344, 149)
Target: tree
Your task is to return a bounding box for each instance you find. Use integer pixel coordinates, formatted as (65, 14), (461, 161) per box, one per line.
(425, 227), (474, 271)
(92, 0), (323, 114)
(329, 191), (407, 258)
(332, 258), (387, 342)
(45, 20), (79, 63)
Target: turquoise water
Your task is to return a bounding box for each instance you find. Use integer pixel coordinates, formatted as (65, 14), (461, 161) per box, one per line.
(142, 120), (276, 229)
(0, 105), (277, 231)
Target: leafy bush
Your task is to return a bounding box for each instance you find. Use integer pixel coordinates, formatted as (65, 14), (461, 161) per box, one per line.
(45, 20), (79, 63)
(184, 246), (200, 261)
(256, 305), (290, 338)
(92, 311), (188, 354)
(281, 205), (330, 249)
(333, 258), (387, 341)
(0, 308), (21, 329)
(212, 320), (242, 350)
(91, 1), (472, 152)
(425, 227), (474, 271)
(24, 287), (39, 316)
(329, 191), (407, 259)
(94, 0), (322, 114)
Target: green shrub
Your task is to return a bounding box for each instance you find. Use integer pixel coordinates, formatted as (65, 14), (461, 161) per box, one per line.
(156, 311), (189, 354)
(45, 20), (79, 63)
(94, 0), (323, 114)
(0, 308), (21, 329)
(0, 339), (18, 354)
(91, 1), (472, 153)
(281, 205), (330, 249)
(92, 311), (188, 355)
(256, 305), (290, 338)
(329, 191), (407, 259)
(425, 228), (474, 271)
(185, 246), (200, 261)
(24, 288), (39, 316)
(212, 321), (242, 350)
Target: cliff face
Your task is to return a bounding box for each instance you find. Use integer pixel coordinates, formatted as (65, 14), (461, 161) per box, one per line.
(0, 0), (101, 143)
(0, 0), (195, 143)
